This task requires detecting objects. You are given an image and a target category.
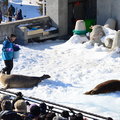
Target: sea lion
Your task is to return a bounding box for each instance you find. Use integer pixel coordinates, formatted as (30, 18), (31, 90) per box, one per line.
(84, 80), (120, 95)
(0, 74), (50, 89)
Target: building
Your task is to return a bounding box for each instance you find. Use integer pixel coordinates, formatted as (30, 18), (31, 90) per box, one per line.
(46, 0), (96, 36)
(46, 0), (120, 37)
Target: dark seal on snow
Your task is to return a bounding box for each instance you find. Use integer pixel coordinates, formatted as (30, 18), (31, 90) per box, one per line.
(84, 80), (120, 95)
(0, 74), (50, 89)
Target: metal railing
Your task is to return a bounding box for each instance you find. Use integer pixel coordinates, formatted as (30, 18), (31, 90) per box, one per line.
(0, 89), (113, 120)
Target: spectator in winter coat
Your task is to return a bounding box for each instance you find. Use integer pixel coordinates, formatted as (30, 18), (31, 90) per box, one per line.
(28, 104), (41, 120)
(14, 100), (32, 120)
(15, 9), (23, 20)
(1, 34), (20, 74)
(0, 10), (2, 23)
(0, 100), (22, 120)
(11, 5), (15, 16)
(8, 5), (13, 21)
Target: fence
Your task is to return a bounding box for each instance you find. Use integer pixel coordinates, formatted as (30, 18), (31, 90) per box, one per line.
(0, 89), (113, 120)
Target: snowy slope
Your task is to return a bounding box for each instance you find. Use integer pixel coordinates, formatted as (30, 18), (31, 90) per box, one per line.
(0, 40), (120, 120)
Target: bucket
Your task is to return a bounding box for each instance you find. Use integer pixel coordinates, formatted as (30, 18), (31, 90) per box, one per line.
(73, 20), (86, 35)
(85, 19), (96, 32)
(14, 51), (20, 59)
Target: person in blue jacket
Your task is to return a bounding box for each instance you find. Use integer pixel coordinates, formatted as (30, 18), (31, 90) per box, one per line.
(1, 34), (20, 74)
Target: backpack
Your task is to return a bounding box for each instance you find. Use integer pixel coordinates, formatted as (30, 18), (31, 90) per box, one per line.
(0, 110), (23, 120)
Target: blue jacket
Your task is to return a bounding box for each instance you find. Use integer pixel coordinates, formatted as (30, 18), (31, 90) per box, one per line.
(2, 40), (14, 60)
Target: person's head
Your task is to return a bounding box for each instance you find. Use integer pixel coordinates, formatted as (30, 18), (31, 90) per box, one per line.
(9, 34), (16, 42)
(19, 9), (22, 14)
(16, 92), (23, 98)
(1, 100), (12, 111)
(14, 100), (27, 113)
(61, 111), (69, 118)
(45, 113), (56, 120)
(40, 102), (47, 114)
(29, 104), (41, 119)
(76, 113), (83, 120)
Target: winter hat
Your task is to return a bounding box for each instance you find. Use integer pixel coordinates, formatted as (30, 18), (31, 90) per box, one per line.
(40, 102), (47, 114)
(10, 34), (16, 38)
(30, 104), (41, 118)
(0, 94), (11, 102)
(14, 100), (27, 113)
(1, 100), (12, 110)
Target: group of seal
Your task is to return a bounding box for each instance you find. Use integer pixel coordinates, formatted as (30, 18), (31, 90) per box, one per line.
(0, 73), (120, 95)
(0, 73), (50, 89)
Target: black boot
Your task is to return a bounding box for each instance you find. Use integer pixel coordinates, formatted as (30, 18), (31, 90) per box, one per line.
(0, 69), (6, 74)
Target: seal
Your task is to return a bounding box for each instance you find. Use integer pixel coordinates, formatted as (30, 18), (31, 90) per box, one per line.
(84, 80), (120, 95)
(0, 74), (50, 89)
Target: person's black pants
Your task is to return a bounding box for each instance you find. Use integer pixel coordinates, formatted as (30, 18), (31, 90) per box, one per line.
(2, 60), (13, 74)
(8, 17), (12, 21)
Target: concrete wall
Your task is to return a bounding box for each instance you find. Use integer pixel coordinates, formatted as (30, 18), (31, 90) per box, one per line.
(0, 16), (56, 44)
(46, 0), (68, 36)
(97, 0), (120, 29)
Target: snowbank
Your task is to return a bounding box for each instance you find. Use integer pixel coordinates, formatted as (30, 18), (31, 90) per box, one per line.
(0, 40), (120, 120)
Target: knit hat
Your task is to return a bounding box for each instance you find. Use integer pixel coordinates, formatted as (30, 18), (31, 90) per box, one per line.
(30, 104), (41, 118)
(10, 34), (16, 38)
(14, 100), (27, 113)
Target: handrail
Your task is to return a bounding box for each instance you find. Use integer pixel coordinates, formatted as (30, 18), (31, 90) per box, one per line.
(0, 89), (113, 120)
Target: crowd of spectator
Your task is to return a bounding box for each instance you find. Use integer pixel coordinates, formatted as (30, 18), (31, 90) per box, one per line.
(0, 4), (23, 23)
(0, 92), (88, 120)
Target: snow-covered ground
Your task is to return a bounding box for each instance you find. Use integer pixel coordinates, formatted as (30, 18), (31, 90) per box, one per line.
(0, 0), (119, 119)
(0, 40), (120, 120)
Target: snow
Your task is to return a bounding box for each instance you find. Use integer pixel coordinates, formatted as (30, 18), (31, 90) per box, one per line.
(101, 27), (116, 44)
(0, 40), (120, 120)
(66, 35), (89, 44)
(9, 0), (40, 19)
(0, 0), (119, 119)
